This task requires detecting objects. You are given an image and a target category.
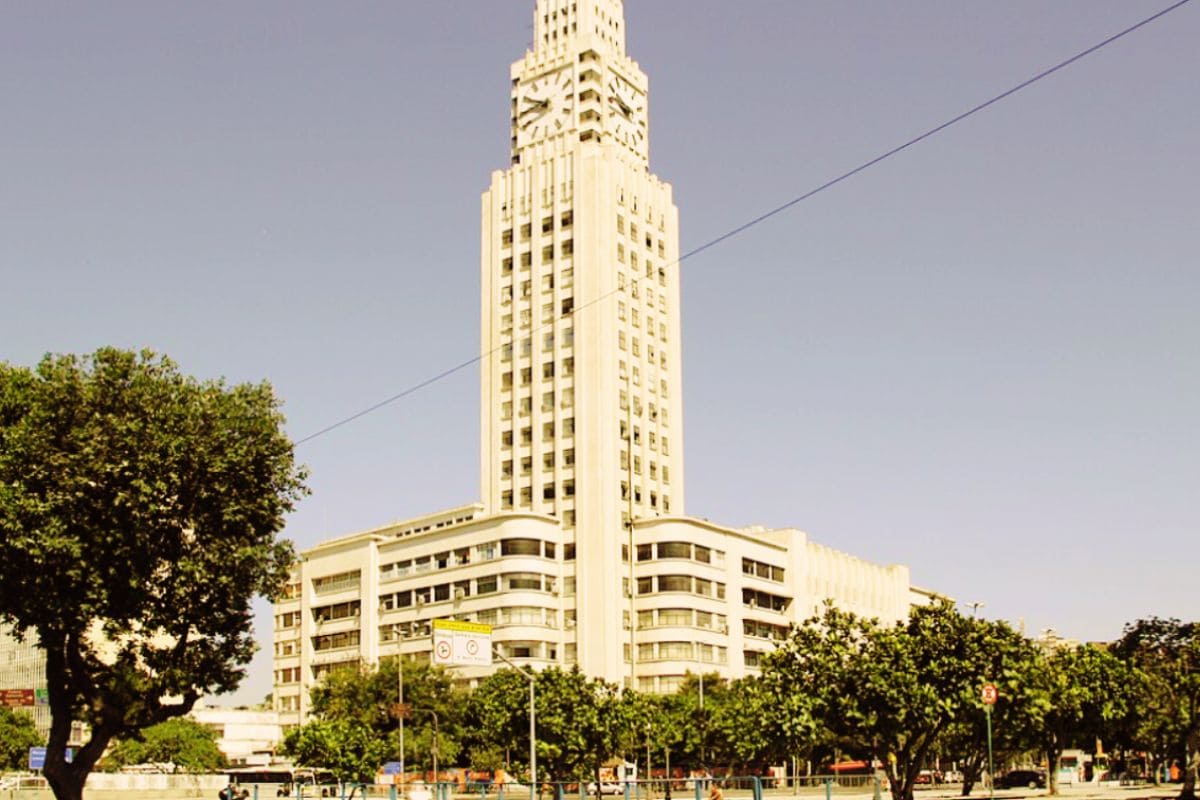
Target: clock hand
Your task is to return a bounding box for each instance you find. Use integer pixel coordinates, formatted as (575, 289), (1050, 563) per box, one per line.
(520, 100), (550, 116)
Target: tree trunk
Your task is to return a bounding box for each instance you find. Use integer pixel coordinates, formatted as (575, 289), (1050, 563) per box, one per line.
(961, 752), (985, 797)
(41, 633), (111, 800)
(1045, 738), (1063, 797)
(1179, 726), (1199, 800)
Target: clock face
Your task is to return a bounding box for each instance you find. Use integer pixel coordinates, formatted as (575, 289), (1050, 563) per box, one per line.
(516, 69), (574, 145)
(607, 73), (646, 150)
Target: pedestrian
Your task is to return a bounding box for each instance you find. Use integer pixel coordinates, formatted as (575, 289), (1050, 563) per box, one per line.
(708, 783), (723, 800)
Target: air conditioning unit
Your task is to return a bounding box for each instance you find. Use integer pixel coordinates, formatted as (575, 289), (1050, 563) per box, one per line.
(454, 587), (467, 600)
(548, 579), (559, 596)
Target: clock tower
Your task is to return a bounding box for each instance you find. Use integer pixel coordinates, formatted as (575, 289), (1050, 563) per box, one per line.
(481, 0), (684, 682)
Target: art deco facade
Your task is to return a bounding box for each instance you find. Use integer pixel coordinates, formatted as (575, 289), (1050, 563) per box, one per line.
(273, 0), (921, 728)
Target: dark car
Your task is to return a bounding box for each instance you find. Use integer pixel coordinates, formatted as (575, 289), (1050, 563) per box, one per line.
(997, 770), (1045, 789)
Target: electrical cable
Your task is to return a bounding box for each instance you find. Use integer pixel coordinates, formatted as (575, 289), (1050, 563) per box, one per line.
(294, 0), (1192, 447)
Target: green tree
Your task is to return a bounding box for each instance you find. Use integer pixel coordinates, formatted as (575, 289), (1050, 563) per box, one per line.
(1028, 643), (1132, 795)
(704, 675), (789, 774)
(307, 659), (463, 775)
(282, 718), (388, 791)
(930, 618), (1043, 796)
(764, 600), (1005, 800)
(0, 349), (307, 800)
(0, 707), (41, 771)
(465, 667), (618, 784)
(607, 688), (658, 778)
(1113, 618), (1200, 800)
(671, 673), (730, 771)
(104, 717), (227, 772)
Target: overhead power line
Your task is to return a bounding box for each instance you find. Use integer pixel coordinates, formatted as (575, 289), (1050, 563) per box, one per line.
(295, 0), (1192, 447)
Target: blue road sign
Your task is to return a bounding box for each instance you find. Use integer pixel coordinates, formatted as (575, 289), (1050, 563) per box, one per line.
(28, 746), (73, 770)
(382, 762), (403, 775)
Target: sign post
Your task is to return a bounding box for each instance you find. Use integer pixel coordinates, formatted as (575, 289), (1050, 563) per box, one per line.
(2, 689), (36, 707)
(431, 620), (493, 666)
(981, 684), (998, 800)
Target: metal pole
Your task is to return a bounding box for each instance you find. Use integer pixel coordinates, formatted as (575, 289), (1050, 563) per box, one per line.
(985, 706), (994, 800)
(414, 709), (440, 790)
(625, 369), (636, 690)
(493, 647), (537, 800)
(530, 675), (537, 800)
(395, 625), (406, 798)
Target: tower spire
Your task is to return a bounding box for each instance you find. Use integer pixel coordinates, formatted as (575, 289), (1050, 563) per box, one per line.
(533, 0), (626, 57)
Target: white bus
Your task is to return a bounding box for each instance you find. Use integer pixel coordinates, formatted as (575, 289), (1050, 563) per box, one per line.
(223, 767), (339, 799)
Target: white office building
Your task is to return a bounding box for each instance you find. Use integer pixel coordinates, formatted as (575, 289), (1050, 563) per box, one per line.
(273, 0), (924, 729)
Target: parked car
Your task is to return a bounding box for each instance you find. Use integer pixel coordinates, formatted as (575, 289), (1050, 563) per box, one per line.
(587, 782), (625, 796)
(997, 770), (1045, 789)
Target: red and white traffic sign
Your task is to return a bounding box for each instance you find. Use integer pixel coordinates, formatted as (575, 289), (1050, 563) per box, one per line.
(981, 683), (998, 705)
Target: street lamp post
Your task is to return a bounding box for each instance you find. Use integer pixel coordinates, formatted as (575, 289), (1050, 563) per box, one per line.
(394, 624), (406, 797)
(413, 709), (440, 791)
(493, 647), (536, 800)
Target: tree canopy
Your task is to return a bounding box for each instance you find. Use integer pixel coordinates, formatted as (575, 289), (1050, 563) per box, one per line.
(763, 600), (1048, 800)
(0, 348), (306, 800)
(1114, 618), (1200, 800)
(0, 708), (41, 771)
(102, 717), (227, 772)
(465, 666), (619, 783)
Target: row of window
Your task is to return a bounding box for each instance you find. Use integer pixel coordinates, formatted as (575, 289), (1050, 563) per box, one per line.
(502, 448), (576, 478)
(500, 209), (575, 248)
(620, 480), (669, 512)
(634, 641), (729, 664)
(629, 541), (725, 566)
(313, 629), (360, 652)
(501, 419), (575, 448)
(380, 605), (560, 641)
(501, 480), (575, 508)
(313, 659), (361, 681)
(618, 326), (669, 355)
(312, 570), (361, 594)
(501, 242), (575, 277)
(500, 389), (575, 420)
(379, 571), (559, 611)
(275, 611), (302, 630)
(620, 426), (670, 455)
(379, 539), (558, 582)
(390, 513), (478, 541)
(275, 666), (301, 684)
(743, 588), (791, 613)
(742, 557), (786, 583)
(744, 650), (773, 669)
(616, 213), (667, 259)
(500, 330), (574, 360)
(636, 607), (728, 632)
(632, 574), (726, 599)
(502, 359), (575, 391)
(743, 618), (791, 640)
(313, 600), (360, 622)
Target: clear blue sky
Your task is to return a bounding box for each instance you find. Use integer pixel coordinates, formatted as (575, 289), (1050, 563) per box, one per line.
(3, 1), (1196, 706)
